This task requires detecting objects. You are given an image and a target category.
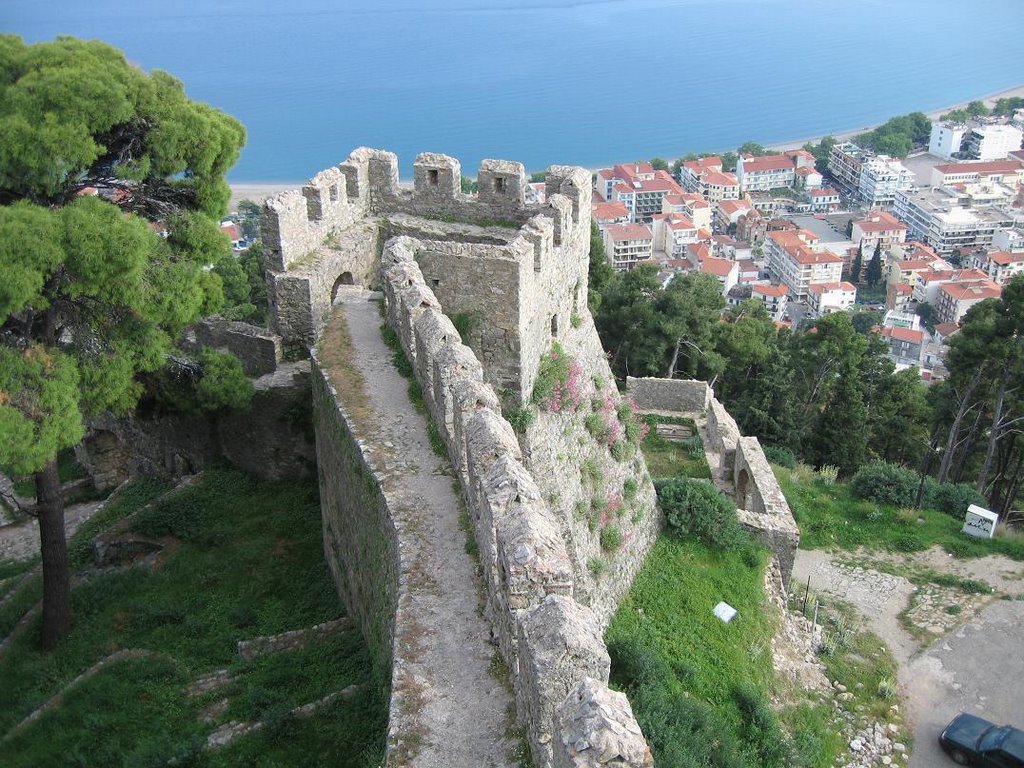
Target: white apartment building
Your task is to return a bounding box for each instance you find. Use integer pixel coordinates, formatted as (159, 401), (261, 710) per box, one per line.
(827, 142), (867, 191)
(965, 123), (1024, 161)
(806, 282), (857, 317)
(752, 283), (789, 321)
(858, 156), (915, 209)
(893, 186), (1017, 256)
(930, 159), (1024, 189)
(765, 229), (844, 300)
(929, 121), (969, 158)
(968, 250), (1024, 285)
(604, 223), (653, 271)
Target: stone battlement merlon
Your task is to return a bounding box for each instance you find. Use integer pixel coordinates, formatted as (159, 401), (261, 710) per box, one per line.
(261, 148), (593, 278)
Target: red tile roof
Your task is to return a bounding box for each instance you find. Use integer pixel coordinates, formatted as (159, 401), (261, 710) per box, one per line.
(934, 159), (1023, 176)
(989, 250), (1024, 266)
(593, 201), (630, 221)
(705, 171), (738, 186)
(700, 256), (737, 277)
(753, 284), (788, 297)
(939, 281), (1001, 301)
(856, 210), (906, 232)
(606, 223), (653, 241)
(741, 155), (794, 173)
(882, 326), (925, 343)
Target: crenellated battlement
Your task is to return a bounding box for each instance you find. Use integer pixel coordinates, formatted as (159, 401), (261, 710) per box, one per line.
(263, 148), (593, 402)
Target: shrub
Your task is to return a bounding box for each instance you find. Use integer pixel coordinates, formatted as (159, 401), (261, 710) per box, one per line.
(600, 524), (623, 552)
(893, 532), (926, 552)
(623, 477), (639, 501)
(657, 478), (744, 550)
(587, 557), (607, 576)
(850, 462), (919, 507)
(733, 682), (789, 767)
(763, 445), (796, 469)
(532, 342), (584, 413)
(816, 465), (839, 486)
(927, 482), (988, 518)
(504, 406), (535, 434)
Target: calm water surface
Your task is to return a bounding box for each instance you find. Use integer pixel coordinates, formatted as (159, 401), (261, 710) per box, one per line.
(5, 0), (1024, 180)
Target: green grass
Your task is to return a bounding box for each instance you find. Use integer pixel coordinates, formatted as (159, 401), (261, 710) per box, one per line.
(640, 417), (711, 480)
(0, 467), (385, 766)
(608, 536), (792, 765)
(776, 468), (1024, 561)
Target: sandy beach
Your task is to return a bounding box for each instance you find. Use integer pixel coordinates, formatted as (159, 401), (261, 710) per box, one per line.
(227, 83), (1024, 208)
(764, 83), (1024, 153)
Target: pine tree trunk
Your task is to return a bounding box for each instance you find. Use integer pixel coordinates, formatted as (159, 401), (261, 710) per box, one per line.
(665, 339), (681, 380)
(977, 362), (1010, 496)
(937, 371), (981, 483)
(35, 460), (71, 651)
(951, 408), (983, 484)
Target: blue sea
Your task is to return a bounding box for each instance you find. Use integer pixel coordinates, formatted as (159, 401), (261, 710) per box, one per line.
(5, 0), (1024, 181)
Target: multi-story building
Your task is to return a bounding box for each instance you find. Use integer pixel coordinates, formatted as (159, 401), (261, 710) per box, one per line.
(714, 198), (754, 231)
(736, 154), (796, 192)
(765, 228), (844, 300)
(806, 282), (857, 316)
(964, 123), (1024, 161)
(851, 210), (908, 253)
(752, 283), (789, 321)
(880, 326), (925, 367)
(936, 280), (1002, 324)
(596, 163), (685, 222)
(827, 142), (867, 192)
(604, 223), (653, 271)
(912, 267), (991, 304)
(591, 200), (630, 232)
(679, 157), (740, 203)
(807, 187), (840, 212)
(698, 255), (739, 295)
(858, 156), (915, 208)
(930, 159), (1024, 189)
(893, 186), (1017, 256)
(929, 121), (969, 158)
(663, 192), (712, 232)
(967, 250), (1024, 285)
(651, 213), (700, 258)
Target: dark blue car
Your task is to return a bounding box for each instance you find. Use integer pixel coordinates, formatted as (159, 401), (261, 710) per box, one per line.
(939, 713), (1024, 767)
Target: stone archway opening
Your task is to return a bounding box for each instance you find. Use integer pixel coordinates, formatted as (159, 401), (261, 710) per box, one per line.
(736, 468), (751, 511)
(332, 271), (356, 302)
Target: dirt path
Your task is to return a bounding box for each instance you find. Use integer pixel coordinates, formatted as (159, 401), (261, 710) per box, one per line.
(793, 548), (1024, 768)
(0, 500), (105, 562)
(329, 290), (515, 767)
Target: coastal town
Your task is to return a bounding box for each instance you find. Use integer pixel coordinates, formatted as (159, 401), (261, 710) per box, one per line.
(563, 103), (1024, 384)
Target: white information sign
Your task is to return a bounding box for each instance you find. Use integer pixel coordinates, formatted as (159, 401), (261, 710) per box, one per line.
(962, 504), (998, 539)
(713, 601), (737, 623)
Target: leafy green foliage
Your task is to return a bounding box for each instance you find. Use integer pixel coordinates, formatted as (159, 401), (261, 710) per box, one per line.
(657, 477), (746, 550)
(763, 445), (796, 469)
(853, 112), (930, 158)
(850, 462), (919, 507)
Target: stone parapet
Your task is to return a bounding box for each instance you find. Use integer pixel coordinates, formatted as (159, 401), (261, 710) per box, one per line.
(377, 246), (650, 768)
(735, 436), (799, 587)
(626, 376), (710, 414)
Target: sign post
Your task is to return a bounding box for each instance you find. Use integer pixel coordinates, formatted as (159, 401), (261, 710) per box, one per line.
(962, 504), (998, 539)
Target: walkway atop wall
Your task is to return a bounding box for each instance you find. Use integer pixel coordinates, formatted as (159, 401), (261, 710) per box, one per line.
(323, 288), (516, 767)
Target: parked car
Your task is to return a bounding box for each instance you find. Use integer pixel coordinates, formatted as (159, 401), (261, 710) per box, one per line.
(939, 712), (1024, 766)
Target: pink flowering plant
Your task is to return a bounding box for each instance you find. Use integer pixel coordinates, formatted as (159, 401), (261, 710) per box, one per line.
(586, 393), (649, 461)
(531, 342), (585, 413)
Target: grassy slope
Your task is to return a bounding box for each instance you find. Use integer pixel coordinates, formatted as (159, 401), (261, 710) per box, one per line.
(777, 467), (1024, 560)
(0, 467), (385, 768)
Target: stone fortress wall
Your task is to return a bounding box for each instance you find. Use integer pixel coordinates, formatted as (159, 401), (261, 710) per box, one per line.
(262, 148), (654, 767)
(627, 377), (800, 586)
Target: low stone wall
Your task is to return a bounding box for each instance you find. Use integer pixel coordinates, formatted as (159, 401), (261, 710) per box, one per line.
(187, 318), (282, 378)
(81, 362), (317, 484)
(311, 360), (400, 688)
(626, 376), (710, 414)
(735, 437), (800, 587)
(379, 239), (650, 768)
(706, 396), (740, 476)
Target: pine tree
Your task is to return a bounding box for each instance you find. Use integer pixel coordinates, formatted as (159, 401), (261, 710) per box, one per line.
(866, 241), (884, 287)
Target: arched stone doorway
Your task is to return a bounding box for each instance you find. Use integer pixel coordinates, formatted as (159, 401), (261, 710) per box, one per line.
(331, 272), (355, 302)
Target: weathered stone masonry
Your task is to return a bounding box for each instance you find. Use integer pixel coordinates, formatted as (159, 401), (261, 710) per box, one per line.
(263, 148), (653, 767)
(628, 376), (800, 586)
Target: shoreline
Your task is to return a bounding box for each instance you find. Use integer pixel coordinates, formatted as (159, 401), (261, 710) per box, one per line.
(227, 83), (1024, 205)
